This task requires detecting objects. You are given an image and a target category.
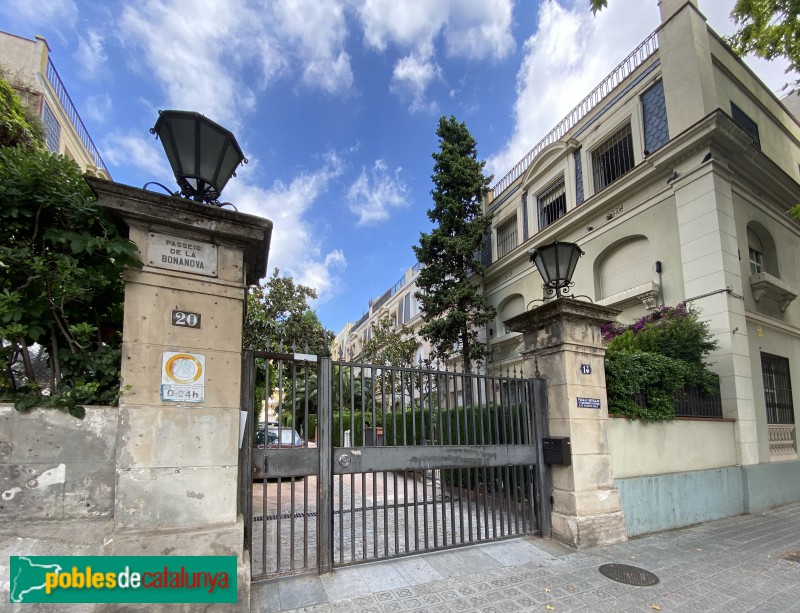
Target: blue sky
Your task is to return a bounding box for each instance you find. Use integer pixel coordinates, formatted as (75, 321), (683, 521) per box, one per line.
(2, 0), (790, 335)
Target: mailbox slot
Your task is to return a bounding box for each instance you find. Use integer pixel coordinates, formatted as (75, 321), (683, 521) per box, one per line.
(542, 436), (571, 466)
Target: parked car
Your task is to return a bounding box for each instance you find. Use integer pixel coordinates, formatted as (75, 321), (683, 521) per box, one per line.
(253, 426), (303, 449)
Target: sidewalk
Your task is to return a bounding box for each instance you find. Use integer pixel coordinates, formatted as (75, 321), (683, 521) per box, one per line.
(251, 502), (800, 612)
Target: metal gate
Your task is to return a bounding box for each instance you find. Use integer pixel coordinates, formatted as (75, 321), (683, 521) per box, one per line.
(240, 351), (550, 581)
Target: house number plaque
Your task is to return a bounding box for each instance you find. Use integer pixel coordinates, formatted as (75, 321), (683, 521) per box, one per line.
(171, 310), (202, 328)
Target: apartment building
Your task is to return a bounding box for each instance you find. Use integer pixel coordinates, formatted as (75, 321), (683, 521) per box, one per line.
(336, 0), (799, 473)
(332, 263), (430, 364)
(483, 0), (799, 469)
(0, 31), (110, 178)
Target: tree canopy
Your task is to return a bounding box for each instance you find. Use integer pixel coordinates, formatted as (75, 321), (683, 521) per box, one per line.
(0, 76), (140, 414)
(244, 268), (334, 355)
(362, 315), (419, 366)
(412, 115), (495, 373)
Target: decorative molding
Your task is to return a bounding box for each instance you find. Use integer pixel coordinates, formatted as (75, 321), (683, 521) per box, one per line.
(749, 272), (797, 312)
(597, 281), (661, 310)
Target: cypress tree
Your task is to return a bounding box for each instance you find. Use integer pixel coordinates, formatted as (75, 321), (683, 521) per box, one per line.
(412, 115), (495, 373)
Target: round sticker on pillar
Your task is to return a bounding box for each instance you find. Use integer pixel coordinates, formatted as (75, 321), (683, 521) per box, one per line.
(161, 352), (205, 403)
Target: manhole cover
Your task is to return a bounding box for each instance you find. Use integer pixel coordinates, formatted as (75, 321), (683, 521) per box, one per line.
(598, 563), (659, 586)
(780, 551), (800, 562)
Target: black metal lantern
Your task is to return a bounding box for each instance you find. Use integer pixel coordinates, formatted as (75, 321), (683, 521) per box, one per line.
(528, 240), (584, 299)
(150, 110), (247, 205)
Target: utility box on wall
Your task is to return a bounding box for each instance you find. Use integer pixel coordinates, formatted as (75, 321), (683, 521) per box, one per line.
(543, 437), (572, 466)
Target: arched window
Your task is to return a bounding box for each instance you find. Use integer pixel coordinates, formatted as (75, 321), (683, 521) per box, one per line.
(747, 222), (778, 277)
(499, 294), (525, 335)
(598, 237), (653, 299)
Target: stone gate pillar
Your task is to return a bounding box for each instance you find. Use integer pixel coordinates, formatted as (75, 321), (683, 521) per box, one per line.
(506, 299), (627, 548)
(87, 178), (272, 606)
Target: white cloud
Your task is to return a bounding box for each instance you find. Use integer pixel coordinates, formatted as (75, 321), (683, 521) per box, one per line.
(487, 0), (659, 182)
(224, 152), (348, 302)
(390, 52), (441, 114)
(443, 0), (514, 61)
(102, 132), (166, 179)
(355, 0), (513, 110)
(74, 31), (107, 79)
(0, 0), (76, 27)
(118, 0), (356, 130)
(347, 159), (409, 224)
(272, 0), (353, 94)
(85, 93), (112, 124)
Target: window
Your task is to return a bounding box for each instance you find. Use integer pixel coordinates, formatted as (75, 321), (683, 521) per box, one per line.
(537, 177), (566, 230)
(761, 353), (794, 424)
(598, 237), (653, 299)
(731, 102), (761, 150)
(592, 123), (634, 191)
(496, 215), (518, 259)
(41, 101), (61, 153)
(749, 247), (764, 275)
(747, 228), (765, 274)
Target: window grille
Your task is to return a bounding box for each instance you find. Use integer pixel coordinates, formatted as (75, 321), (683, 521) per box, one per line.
(496, 215), (518, 259)
(537, 177), (566, 230)
(41, 101), (61, 153)
(404, 293), (411, 322)
(592, 123), (634, 191)
(761, 352), (795, 424)
(731, 103), (761, 150)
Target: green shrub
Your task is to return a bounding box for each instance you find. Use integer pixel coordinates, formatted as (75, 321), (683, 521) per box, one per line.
(603, 303), (720, 422)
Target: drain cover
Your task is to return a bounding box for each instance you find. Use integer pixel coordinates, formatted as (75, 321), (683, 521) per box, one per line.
(598, 563), (659, 586)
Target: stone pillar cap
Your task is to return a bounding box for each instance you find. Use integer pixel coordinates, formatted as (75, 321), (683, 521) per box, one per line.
(86, 177), (272, 283)
(504, 299), (620, 333)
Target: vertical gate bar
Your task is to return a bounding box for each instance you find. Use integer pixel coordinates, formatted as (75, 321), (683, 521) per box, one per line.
(429, 369), (437, 550)
(290, 476), (296, 570)
(275, 476), (282, 573)
(490, 372), (500, 538)
(474, 373), (485, 542)
(303, 471), (309, 568)
(412, 468), (420, 551)
(318, 356), (333, 574)
(480, 373), (491, 540)
(371, 365), (377, 559)
(468, 371), (480, 542)
(445, 371), (455, 546)
(421, 368), (432, 551)
(457, 371), (467, 544)
(263, 467), (269, 574)
(512, 378), (523, 534)
(336, 363), (344, 564)
(499, 378), (508, 537)
(240, 350), (254, 567)
(531, 377), (551, 537)
(393, 370), (401, 556)
(402, 367), (409, 553)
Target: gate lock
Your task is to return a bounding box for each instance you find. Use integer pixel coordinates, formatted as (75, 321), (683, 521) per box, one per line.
(337, 454), (352, 468)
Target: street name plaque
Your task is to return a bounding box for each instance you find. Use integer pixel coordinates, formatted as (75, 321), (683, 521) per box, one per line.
(147, 232), (217, 277)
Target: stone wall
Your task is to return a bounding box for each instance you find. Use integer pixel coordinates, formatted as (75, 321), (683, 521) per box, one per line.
(0, 405), (117, 520)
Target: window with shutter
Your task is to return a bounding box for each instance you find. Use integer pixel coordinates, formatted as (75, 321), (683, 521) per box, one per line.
(599, 238), (653, 299)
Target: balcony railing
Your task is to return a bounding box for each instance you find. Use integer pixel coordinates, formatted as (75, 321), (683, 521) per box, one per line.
(44, 59), (109, 174)
(492, 28), (659, 197)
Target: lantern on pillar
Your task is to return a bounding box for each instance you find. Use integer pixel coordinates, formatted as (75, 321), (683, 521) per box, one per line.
(527, 241), (584, 300)
(150, 110), (247, 205)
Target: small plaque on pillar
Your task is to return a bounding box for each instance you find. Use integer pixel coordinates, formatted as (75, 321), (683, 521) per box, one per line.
(161, 352), (205, 403)
(577, 397), (601, 409)
(147, 232), (217, 277)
